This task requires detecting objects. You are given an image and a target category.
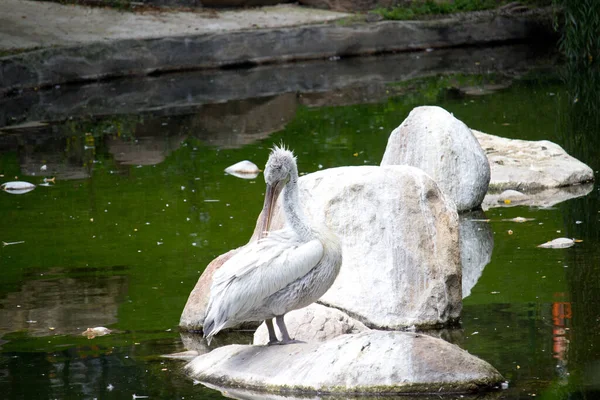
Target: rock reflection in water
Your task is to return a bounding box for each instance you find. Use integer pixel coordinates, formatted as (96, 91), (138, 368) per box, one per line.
(460, 210), (494, 299)
(481, 183), (594, 210)
(0, 268), (128, 338)
(200, 375), (504, 400)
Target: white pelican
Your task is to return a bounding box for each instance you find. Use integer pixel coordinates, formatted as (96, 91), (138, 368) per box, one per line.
(203, 145), (342, 345)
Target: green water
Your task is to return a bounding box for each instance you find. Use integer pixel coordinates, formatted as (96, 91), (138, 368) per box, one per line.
(1, 66), (599, 399)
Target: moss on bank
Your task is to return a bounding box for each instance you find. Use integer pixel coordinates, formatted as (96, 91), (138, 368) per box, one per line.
(372, 0), (552, 21)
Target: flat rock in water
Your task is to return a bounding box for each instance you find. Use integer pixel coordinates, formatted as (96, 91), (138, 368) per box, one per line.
(474, 130), (594, 192)
(186, 331), (504, 395)
(253, 303), (369, 344)
(381, 106), (491, 212)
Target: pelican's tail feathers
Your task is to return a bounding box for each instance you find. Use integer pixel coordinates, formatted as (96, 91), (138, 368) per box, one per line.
(202, 314), (228, 346)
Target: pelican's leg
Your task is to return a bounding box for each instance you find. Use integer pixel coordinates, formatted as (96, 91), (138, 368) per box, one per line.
(265, 319), (280, 345)
(275, 315), (305, 345)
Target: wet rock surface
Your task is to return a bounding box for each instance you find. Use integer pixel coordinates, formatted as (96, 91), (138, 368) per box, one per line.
(185, 330), (504, 395)
(381, 106), (491, 212)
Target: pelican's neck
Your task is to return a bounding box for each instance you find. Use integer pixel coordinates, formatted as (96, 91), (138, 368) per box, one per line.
(283, 165), (313, 240)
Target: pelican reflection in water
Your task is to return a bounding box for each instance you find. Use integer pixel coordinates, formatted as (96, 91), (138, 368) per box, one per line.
(203, 145), (342, 345)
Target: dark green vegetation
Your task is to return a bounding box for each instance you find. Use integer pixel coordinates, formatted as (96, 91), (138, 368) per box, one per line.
(0, 68), (599, 399)
(374, 0), (552, 21)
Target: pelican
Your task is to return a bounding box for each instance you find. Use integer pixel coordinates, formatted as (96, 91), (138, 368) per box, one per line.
(203, 145), (342, 345)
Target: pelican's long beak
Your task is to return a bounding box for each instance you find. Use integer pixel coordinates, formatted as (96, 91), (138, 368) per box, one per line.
(257, 179), (286, 239)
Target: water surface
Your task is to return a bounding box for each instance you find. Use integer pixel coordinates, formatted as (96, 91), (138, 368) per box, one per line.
(1, 47), (599, 400)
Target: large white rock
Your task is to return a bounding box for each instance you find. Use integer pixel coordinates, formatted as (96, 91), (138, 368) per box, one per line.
(181, 165), (461, 332)
(186, 331), (504, 395)
(381, 106), (491, 212)
(274, 165), (461, 329)
(473, 130), (594, 192)
(253, 303), (369, 345)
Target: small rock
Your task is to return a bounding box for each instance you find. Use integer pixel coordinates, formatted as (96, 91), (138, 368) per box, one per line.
(537, 238), (578, 249)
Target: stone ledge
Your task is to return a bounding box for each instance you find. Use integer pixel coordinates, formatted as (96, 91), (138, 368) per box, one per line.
(1, 10), (552, 94)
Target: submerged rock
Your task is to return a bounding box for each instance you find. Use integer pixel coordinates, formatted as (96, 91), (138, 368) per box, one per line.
(253, 303), (369, 345)
(186, 331), (504, 395)
(381, 106), (491, 212)
(474, 130), (594, 192)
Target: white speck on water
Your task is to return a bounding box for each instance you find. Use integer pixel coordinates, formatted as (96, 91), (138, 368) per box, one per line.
(138, 250), (141, 253)
(204, 199), (219, 203)
(157, 242), (163, 245)
(146, 222), (150, 225)
(181, 186), (185, 190)
(471, 331), (479, 335)
(318, 164), (323, 169)
(576, 220), (582, 224)
(107, 384), (114, 391)
(186, 217), (190, 221)
(192, 242), (197, 246)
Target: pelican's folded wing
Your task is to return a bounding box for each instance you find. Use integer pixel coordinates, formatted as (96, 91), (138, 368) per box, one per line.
(205, 231), (324, 331)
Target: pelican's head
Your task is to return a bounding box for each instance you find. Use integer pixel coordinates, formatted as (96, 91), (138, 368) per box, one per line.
(264, 144), (296, 187)
(258, 145), (297, 238)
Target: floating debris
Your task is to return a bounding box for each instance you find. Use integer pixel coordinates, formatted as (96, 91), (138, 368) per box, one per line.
(3, 241), (25, 246)
(43, 177), (56, 183)
(538, 238), (582, 249)
(82, 326), (112, 339)
(507, 230), (514, 235)
(107, 384), (114, 391)
(503, 217), (535, 223)
(1, 181), (36, 194)
(40, 165), (47, 171)
(132, 395), (149, 399)
(224, 160), (260, 179)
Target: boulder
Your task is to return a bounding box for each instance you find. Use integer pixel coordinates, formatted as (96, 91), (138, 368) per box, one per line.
(180, 248), (240, 331)
(473, 130), (594, 192)
(381, 106), (491, 212)
(459, 210), (493, 299)
(253, 303), (369, 345)
(268, 165), (461, 329)
(186, 331), (504, 395)
(181, 165), (460, 332)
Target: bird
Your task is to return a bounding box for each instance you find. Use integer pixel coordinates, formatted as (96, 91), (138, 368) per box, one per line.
(202, 144), (342, 345)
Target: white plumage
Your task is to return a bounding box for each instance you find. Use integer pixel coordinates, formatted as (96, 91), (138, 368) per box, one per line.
(203, 145), (342, 345)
